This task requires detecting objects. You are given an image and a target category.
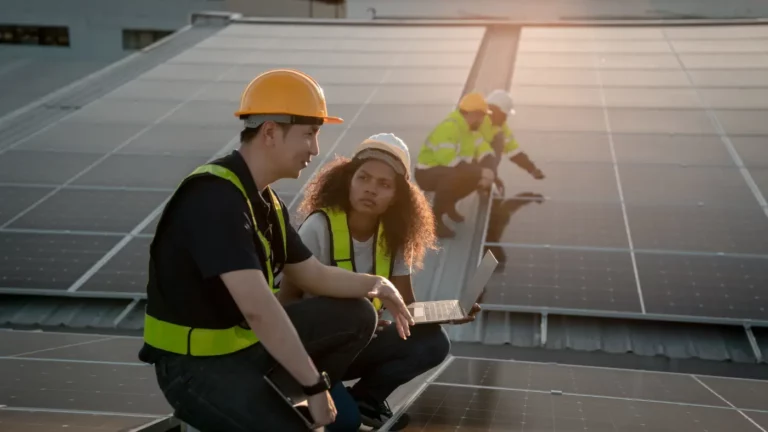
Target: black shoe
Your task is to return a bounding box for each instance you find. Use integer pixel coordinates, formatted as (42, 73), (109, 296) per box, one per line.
(353, 393), (410, 431)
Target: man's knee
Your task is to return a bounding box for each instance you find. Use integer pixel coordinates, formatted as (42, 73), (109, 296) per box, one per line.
(412, 324), (451, 369)
(427, 325), (451, 367)
(324, 297), (378, 338)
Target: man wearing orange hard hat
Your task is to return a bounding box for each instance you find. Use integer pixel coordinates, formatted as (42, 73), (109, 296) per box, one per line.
(139, 68), (414, 431)
(414, 92), (497, 238)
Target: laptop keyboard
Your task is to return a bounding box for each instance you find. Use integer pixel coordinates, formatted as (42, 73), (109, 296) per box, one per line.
(412, 300), (465, 321)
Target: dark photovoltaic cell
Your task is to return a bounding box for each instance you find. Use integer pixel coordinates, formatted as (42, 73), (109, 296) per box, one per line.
(0, 332), (108, 357)
(512, 131), (613, 163)
(638, 252), (768, 320)
(626, 204), (768, 255)
(496, 201), (630, 248)
(400, 384), (764, 432)
(0, 359), (172, 415)
(72, 154), (209, 189)
(0, 233), (121, 290)
(0, 186), (54, 226)
(695, 376), (768, 412)
(434, 358), (727, 406)
(483, 247), (642, 312)
(0, 410), (156, 432)
(14, 337), (144, 364)
(8, 189), (169, 232)
(16, 121), (148, 154)
(612, 133), (735, 166)
(619, 164), (759, 207)
(78, 237), (151, 293)
(497, 162), (620, 203)
(0, 150), (101, 184)
(116, 124), (237, 156)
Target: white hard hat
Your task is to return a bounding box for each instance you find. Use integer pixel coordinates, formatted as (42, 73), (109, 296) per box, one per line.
(486, 89), (515, 115)
(353, 133), (412, 179)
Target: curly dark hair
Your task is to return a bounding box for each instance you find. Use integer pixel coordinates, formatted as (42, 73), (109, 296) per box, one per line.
(298, 155), (438, 270)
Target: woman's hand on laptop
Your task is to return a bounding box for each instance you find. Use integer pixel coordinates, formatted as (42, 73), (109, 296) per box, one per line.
(368, 277), (414, 339)
(452, 303), (482, 325)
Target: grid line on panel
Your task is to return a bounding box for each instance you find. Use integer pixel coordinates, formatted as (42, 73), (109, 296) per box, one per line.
(0, 65), (234, 231)
(483, 241), (768, 260)
(0, 26), (220, 155)
(692, 376), (768, 432)
(66, 133), (243, 293)
(593, 54), (646, 314)
(0, 182), (175, 193)
(427, 381), (768, 415)
(65, 66), (243, 293)
(286, 58), (401, 213)
(663, 29), (768, 219)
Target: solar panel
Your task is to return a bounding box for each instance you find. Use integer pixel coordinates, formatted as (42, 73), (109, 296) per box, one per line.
(485, 24), (768, 325)
(390, 357), (768, 432)
(0, 330), (170, 427)
(0, 22), (484, 299)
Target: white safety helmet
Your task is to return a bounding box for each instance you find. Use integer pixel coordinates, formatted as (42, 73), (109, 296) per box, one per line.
(486, 89), (515, 115)
(353, 133), (412, 180)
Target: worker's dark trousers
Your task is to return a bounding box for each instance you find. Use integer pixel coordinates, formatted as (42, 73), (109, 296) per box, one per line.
(154, 297), (377, 432)
(344, 323), (450, 403)
(414, 162), (483, 218)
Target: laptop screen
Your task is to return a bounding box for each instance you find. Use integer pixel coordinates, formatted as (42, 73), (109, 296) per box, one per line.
(459, 250), (498, 312)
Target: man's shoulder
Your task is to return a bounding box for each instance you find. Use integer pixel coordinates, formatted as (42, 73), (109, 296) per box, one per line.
(174, 175), (249, 214)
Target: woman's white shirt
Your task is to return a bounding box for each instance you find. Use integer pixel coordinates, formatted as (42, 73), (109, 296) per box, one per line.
(298, 212), (410, 277)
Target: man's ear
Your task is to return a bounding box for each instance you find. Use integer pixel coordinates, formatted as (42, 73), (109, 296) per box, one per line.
(261, 121), (278, 147)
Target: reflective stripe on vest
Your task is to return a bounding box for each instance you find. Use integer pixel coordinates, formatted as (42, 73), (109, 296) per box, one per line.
(143, 163), (286, 356)
(317, 207), (392, 311)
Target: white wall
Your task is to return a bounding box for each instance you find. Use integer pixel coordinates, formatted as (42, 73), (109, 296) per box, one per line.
(0, 0), (224, 60)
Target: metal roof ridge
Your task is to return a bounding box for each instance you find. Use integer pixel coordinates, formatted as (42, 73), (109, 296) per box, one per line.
(189, 10), (768, 28)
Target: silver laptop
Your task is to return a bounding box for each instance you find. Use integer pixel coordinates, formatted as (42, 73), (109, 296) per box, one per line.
(408, 250), (498, 325)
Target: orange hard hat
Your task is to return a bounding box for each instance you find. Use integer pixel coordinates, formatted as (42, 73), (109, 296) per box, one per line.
(234, 69), (343, 124)
(458, 92), (491, 114)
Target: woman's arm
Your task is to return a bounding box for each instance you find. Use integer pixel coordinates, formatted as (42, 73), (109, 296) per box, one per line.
(391, 250), (415, 305)
(390, 275), (416, 305)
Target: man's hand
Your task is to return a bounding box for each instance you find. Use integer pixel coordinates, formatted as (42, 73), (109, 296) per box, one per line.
(368, 277), (414, 339)
(531, 168), (545, 180)
(478, 167), (495, 189)
(307, 391), (337, 427)
(451, 303), (482, 325)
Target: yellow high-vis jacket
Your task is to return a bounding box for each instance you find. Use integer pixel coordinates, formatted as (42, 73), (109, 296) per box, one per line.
(416, 110), (483, 169)
(475, 115), (521, 161)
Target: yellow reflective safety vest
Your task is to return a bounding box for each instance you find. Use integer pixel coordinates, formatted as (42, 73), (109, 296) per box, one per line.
(314, 207), (392, 311)
(143, 163), (287, 357)
(416, 110), (483, 169)
(476, 115), (521, 160)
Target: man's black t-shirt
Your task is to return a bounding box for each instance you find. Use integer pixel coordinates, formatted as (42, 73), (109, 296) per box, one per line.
(139, 150), (312, 362)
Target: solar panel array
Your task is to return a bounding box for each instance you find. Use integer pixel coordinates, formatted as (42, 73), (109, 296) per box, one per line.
(485, 25), (768, 325)
(0, 330), (167, 431)
(392, 356), (768, 431)
(0, 23), (485, 299)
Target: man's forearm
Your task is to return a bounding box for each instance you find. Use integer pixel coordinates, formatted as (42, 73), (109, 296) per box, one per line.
(305, 264), (379, 298)
(245, 292), (320, 386)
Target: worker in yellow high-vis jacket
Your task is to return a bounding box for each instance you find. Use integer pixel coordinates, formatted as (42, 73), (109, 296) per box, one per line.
(476, 89), (545, 196)
(138, 68), (414, 432)
(414, 92), (496, 238)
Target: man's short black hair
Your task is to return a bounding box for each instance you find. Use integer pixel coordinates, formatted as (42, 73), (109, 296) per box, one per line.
(240, 123), (293, 144)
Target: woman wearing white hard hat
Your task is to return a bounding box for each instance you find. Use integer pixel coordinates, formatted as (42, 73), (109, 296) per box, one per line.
(279, 133), (480, 431)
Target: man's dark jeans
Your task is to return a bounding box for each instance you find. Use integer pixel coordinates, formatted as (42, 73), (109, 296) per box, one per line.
(414, 162), (483, 218)
(153, 297), (377, 432)
(345, 323), (451, 403)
